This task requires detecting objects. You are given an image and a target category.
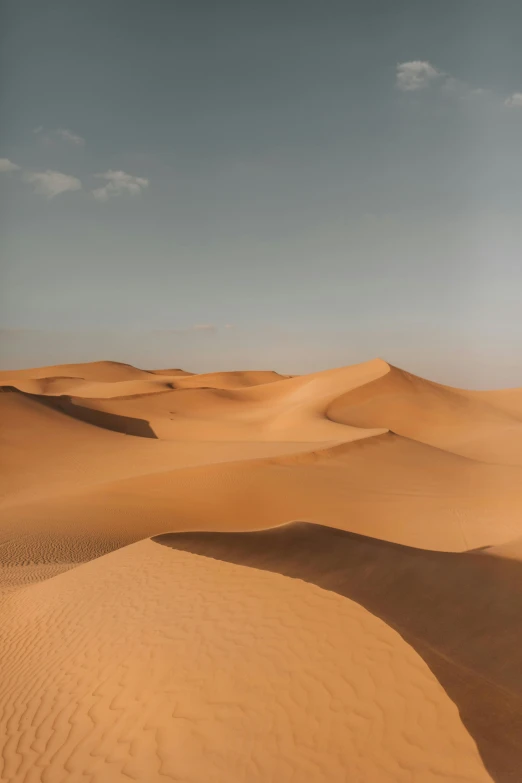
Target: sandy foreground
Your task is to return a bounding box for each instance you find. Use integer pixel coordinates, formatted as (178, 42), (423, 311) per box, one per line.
(1, 358), (522, 782)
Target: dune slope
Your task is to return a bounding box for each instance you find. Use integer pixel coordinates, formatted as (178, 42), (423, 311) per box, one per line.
(0, 538), (492, 783)
(328, 365), (522, 465)
(2, 431), (521, 574)
(159, 522), (522, 782)
(0, 387), (328, 505)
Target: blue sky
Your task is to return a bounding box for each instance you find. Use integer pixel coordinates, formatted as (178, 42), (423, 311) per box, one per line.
(1, 0), (522, 386)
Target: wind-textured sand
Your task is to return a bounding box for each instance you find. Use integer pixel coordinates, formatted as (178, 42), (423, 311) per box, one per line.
(1, 358), (522, 782)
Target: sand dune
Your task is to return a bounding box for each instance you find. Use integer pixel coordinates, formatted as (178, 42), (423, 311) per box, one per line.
(43, 359), (390, 441)
(168, 368), (292, 388)
(0, 539), (492, 783)
(3, 431), (522, 573)
(2, 357), (522, 781)
(0, 388), (324, 505)
(328, 365), (522, 465)
(2, 371), (292, 399)
(0, 359), (157, 383)
(160, 522), (522, 782)
(6, 377), (175, 398)
(148, 367), (194, 376)
(465, 387), (522, 421)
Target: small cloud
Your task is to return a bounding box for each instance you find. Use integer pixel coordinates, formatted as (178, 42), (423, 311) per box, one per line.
(92, 169), (149, 201)
(24, 169), (82, 198)
(397, 61), (520, 112)
(224, 324), (234, 329)
(505, 92), (522, 109)
(55, 128), (85, 146)
(396, 61), (442, 91)
(35, 127), (86, 146)
(0, 158), (20, 172)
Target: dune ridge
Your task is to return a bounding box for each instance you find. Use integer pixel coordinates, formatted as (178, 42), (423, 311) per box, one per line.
(0, 539), (493, 783)
(158, 521), (522, 782)
(2, 357), (522, 781)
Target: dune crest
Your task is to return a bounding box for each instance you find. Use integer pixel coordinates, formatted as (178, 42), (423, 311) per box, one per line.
(1, 539), (492, 782)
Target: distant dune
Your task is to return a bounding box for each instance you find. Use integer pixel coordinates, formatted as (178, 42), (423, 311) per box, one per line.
(2, 357), (522, 781)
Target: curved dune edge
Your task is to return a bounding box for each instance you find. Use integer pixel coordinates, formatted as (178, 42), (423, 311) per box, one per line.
(0, 360), (159, 383)
(0, 387), (345, 504)
(4, 358), (522, 462)
(158, 520), (522, 782)
(327, 365), (522, 465)
(2, 430), (522, 573)
(2, 358), (391, 442)
(0, 537), (492, 783)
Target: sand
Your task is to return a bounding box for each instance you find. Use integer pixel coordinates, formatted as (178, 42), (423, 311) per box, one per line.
(1, 357), (522, 781)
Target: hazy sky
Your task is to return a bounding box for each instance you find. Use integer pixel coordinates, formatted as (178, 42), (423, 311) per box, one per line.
(1, 0), (522, 386)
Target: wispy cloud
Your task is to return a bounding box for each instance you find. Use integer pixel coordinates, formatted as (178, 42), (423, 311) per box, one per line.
(92, 169), (149, 201)
(1, 151), (83, 199)
(397, 60), (522, 112)
(23, 169), (82, 199)
(505, 93), (522, 109)
(55, 128), (85, 146)
(4, 132), (150, 205)
(396, 61), (443, 92)
(34, 127), (86, 146)
(0, 158), (20, 172)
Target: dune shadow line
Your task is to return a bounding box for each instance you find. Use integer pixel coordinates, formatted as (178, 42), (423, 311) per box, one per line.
(155, 522), (522, 783)
(5, 387), (157, 438)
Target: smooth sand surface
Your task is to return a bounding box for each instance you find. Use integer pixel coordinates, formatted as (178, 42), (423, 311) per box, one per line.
(2, 358), (522, 781)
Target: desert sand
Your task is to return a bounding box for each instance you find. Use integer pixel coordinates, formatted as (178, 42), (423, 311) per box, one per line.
(1, 357), (522, 781)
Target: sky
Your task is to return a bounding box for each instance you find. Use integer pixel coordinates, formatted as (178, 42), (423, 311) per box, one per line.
(1, 0), (522, 387)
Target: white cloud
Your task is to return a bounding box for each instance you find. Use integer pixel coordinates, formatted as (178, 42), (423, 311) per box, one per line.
(92, 169), (149, 201)
(0, 158), (20, 172)
(55, 128), (85, 146)
(396, 61), (442, 91)
(397, 61), (522, 112)
(505, 93), (522, 109)
(24, 169), (82, 198)
(34, 127), (86, 146)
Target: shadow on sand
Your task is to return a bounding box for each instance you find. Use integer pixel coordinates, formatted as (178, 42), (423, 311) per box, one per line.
(4, 387), (158, 438)
(155, 522), (522, 783)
